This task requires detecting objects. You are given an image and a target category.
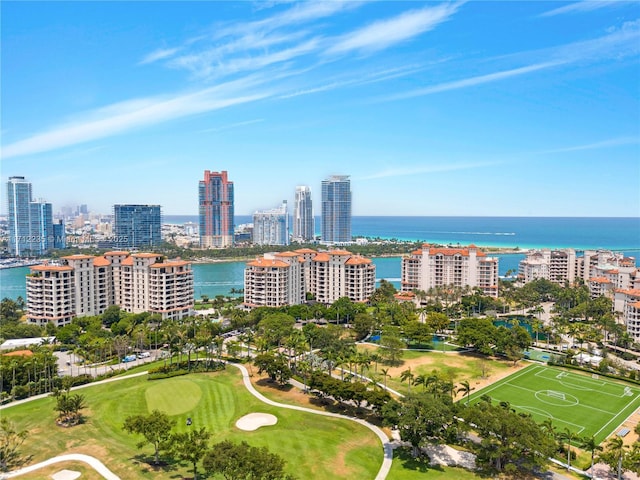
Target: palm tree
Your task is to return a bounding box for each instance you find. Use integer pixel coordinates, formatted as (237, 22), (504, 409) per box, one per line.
(603, 436), (627, 480)
(457, 380), (475, 405)
(560, 428), (576, 470)
(400, 367), (414, 393)
(581, 435), (603, 476)
(380, 368), (390, 390)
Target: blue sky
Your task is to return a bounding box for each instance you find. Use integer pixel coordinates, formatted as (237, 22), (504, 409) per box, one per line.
(2, 1), (639, 217)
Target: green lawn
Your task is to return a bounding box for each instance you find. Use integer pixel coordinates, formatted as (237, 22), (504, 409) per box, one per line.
(466, 364), (640, 444)
(4, 368), (382, 479)
(388, 448), (482, 480)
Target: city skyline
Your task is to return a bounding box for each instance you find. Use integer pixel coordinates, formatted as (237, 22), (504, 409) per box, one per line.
(2, 1), (639, 217)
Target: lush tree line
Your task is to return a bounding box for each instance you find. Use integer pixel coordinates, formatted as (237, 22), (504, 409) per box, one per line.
(123, 410), (295, 479)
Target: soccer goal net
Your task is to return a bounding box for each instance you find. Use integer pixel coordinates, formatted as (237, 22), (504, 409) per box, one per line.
(547, 390), (566, 400)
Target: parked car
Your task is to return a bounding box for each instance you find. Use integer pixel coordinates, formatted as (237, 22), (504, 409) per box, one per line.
(138, 352), (150, 359)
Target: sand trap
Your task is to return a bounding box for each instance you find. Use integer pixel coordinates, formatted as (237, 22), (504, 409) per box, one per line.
(424, 444), (476, 470)
(52, 470), (82, 480)
(236, 413), (278, 431)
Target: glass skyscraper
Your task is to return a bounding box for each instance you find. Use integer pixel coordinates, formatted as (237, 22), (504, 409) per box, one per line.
(293, 186), (314, 242)
(321, 175), (351, 244)
(253, 201), (289, 246)
(113, 204), (162, 249)
(199, 170), (234, 248)
(7, 176), (53, 256)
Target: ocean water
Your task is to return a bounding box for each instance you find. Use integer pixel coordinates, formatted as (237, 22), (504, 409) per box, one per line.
(166, 215), (640, 251)
(2, 217), (638, 301)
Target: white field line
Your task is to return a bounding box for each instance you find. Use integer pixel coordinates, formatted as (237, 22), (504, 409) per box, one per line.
(506, 383), (616, 416)
(467, 364), (543, 401)
(593, 393), (640, 440)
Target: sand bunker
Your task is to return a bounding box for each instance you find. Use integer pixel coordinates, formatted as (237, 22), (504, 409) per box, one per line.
(235, 413), (278, 431)
(52, 470), (82, 480)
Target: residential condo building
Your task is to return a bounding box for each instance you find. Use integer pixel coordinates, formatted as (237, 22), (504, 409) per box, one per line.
(244, 249), (375, 307)
(113, 204), (162, 249)
(321, 175), (351, 244)
(199, 170), (234, 248)
(293, 186), (314, 242)
(7, 176), (55, 256)
(401, 244), (499, 298)
(26, 252), (193, 326)
(252, 201), (289, 246)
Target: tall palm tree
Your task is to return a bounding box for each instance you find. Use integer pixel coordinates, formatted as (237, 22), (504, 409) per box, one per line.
(380, 368), (390, 390)
(581, 435), (603, 476)
(604, 436), (627, 480)
(560, 428), (576, 470)
(457, 380), (475, 405)
(400, 367), (414, 393)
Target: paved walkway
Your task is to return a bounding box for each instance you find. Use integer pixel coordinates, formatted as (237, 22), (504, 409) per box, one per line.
(1, 453), (120, 480)
(227, 362), (394, 480)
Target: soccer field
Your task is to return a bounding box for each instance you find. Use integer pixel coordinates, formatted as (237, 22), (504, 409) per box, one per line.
(466, 364), (640, 444)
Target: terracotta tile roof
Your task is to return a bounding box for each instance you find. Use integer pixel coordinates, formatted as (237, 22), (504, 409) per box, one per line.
(151, 261), (190, 268)
(132, 253), (161, 258)
(428, 246), (486, 257)
(631, 301), (640, 309)
(31, 264), (73, 272)
(62, 254), (94, 260)
(345, 256), (372, 265)
(329, 249), (352, 255)
(590, 277), (612, 284)
(313, 253), (330, 262)
(617, 288), (640, 296)
(247, 258), (290, 268)
(411, 249), (423, 255)
(294, 248), (317, 254)
(121, 257), (134, 266)
(93, 257), (111, 267)
(104, 251), (130, 256)
(275, 251), (300, 257)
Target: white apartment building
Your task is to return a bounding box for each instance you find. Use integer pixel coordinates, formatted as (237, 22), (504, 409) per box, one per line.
(26, 252), (193, 326)
(401, 244), (499, 298)
(518, 249), (578, 285)
(518, 249), (636, 290)
(244, 249), (375, 307)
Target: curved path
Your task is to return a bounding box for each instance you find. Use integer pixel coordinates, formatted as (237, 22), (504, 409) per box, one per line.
(2, 453), (120, 479)
(227, 362), (394, 480)
(4, 366), (393, 480)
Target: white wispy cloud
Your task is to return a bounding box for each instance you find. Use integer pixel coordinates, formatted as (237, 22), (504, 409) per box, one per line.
(1, 79), (272, 160)
(199, 118), (265, 133)
(139, 47), (181, 65)
(327, 2), (461, 55)
(539, 0), (630, 17)
(279, 64), (426, 99)
(360, 161), (501, 180)
(383, 20), (640, 101)
(537, 136), (640, 154)
(383, 61), (562, 101)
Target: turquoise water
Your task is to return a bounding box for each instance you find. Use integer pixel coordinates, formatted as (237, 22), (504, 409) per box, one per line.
(2, 251), (638, 301)
(165, 215), (640, 251)
(3, 216), (638, 301)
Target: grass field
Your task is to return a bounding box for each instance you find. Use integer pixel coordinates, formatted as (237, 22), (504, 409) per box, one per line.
(4, 369), (382, 479)
(466, 364), (640, 444)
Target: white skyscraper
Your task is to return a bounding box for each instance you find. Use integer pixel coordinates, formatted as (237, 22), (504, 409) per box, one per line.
(252, 201), (289, 246)
(293, 186), (314, 242)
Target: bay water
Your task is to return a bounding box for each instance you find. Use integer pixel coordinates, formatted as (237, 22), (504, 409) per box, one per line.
(2, 217), (638, 301)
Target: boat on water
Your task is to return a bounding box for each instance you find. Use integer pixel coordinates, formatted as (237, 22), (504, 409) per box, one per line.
(0, 259), (42, 269)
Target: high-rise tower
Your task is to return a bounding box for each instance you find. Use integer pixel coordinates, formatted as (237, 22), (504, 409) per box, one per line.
(7, 176), (53, 256)
(321, 175), (351, 244)
(113, 204), (162, 249)
(199, 170), (234, 248)
(253, 201), (289, 246)
(293, 186), (314, 242)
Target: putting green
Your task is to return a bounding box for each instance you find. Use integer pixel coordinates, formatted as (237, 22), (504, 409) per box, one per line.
(145, 378), (202, 414)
